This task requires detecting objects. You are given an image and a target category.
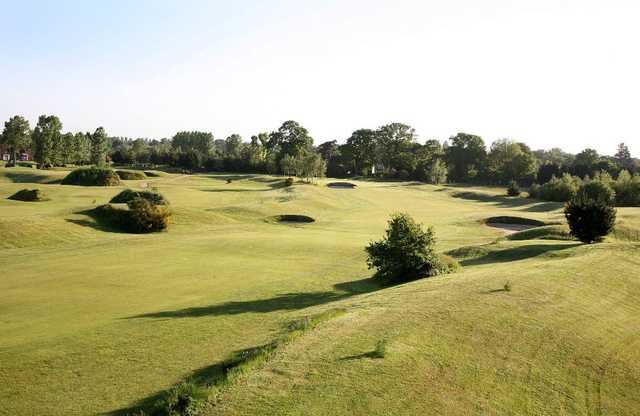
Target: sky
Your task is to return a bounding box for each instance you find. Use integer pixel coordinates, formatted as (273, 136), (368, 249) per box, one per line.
(1, 0), (639, 156)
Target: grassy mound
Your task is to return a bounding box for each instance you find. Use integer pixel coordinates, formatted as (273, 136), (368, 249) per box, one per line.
(61, 167), (121, 186)
(109, 189), (169, 205)
(269, 214), (315, 223)
(484, 216), (547, 226)
(327, 182), (357, 189)
(506, 225), (573, 241)
(115, 170), (147, 180)
(8, 189), (47, 202)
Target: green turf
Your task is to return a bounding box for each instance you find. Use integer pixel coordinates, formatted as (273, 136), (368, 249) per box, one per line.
(0, 167), (639, 415)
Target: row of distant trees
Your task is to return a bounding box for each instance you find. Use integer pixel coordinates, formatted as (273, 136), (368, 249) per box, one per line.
(2, 115), (637, 186)
(0, 115), (109, 167)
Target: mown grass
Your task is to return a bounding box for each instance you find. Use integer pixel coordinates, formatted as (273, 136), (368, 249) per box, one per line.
(0, 167), (639, 415)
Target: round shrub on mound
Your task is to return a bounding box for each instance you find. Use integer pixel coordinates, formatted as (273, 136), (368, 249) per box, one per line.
(115, 170), (147, 180)
(8, 189), (47, 202)
(92, 197), (170, 233)
(565, 182), (616, 243)
(366, 213), (450, 284)
(61, 167), (121, 186)
(110, 189), (169, 205)
(285, 177), (294, 187)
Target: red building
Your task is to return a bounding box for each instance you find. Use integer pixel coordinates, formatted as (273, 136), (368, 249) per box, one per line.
(0, 144), (31, 162)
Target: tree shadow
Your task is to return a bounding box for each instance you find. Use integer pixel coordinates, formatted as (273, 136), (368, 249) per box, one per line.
(65, 210), (128, 234)
(450, 190), (562, 212)
(126, 277), (379, 320)
(460, 243), (581, 266)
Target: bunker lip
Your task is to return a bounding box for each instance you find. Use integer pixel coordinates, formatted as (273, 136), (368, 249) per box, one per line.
(327, 182), (357, 189)
(268, 214), (316, 224)
(484, 216), (547, 235)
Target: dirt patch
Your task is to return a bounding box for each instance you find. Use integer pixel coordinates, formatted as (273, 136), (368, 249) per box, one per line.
(327, 182), (357, 189)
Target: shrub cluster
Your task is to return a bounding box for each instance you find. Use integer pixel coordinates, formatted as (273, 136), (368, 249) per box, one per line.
(110, 189), (169, 205)
(61, 167), (121, 186)
(8, 188), (47, 202)
(565, 181), (617, 243)
(366, 213), (453, 284)
(285, 177), (294, 186)
(115, 170), (147, 180)
(506, 180), (520, 196)
(529, 170), (640, 206)
(92, 198), (170, 233)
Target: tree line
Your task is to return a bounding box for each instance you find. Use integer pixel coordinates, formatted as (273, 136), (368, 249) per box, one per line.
(2, 114), (638, 187)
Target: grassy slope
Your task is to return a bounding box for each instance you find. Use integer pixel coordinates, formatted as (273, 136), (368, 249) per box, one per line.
(0, 167), (638, 415)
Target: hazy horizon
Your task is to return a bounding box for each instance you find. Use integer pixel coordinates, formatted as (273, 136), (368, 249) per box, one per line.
(2, 0), (638, 156)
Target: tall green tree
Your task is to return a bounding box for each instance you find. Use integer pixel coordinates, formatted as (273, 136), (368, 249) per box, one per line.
(375, 123), (416, 173)
(487, 139), (537, 184)
(224, 134), (243, 158)
(32, 115), (62, 167)
(1, 115), (31, 164)
(345, 129), (377, 175)
(171, 131), (213, 155)
(445, 133), (487, 182)
(269, 120), (313, 159)
(89, 127), (109, 166)
(614, 143), (633, 171)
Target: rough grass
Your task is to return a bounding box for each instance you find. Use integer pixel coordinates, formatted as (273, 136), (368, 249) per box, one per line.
(1, 168), (639, 415)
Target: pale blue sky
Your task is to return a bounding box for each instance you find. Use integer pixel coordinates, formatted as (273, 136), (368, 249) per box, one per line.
(1, 0), (638, 155)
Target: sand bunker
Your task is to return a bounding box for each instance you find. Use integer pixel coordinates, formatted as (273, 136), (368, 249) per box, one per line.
(327, 182), (357, 189)
(269, 214), (316, 224)
(484, 216), (546, 235)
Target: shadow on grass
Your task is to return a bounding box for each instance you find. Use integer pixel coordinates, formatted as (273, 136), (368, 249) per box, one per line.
(460, 243), (581, 266)
(199, 178), (288, 193)
(2, 171), (62, 184)
(340, 350), (384, 361)
(65, 210), (128, 234)
(450, 190), (562, 213)
(104, 360), (230, 416)
(127, 277), (379, 320)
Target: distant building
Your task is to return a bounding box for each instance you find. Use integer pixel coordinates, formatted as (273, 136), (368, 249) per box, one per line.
(0, 144), (31, 162)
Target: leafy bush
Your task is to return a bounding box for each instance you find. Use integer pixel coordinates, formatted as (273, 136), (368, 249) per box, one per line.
(366, 213), (449, 284)
(61, 167), (121, 186)
(110, 189), (169, 205)
(285, 177), (294, 186)
(126, 198), (171, 233)
(503, 281), (512, 292)
(527, 183), (541, 198)
(564, 182), (617, 243)
(507, 180), (520, 196)
(8, 189), (47, 202)
(91, 198), (170, 233)
(116, 170), (147, 180)
(539, 173), (581, 202)
(151, 381), (210, 416)
(612, 170), (640, 207)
